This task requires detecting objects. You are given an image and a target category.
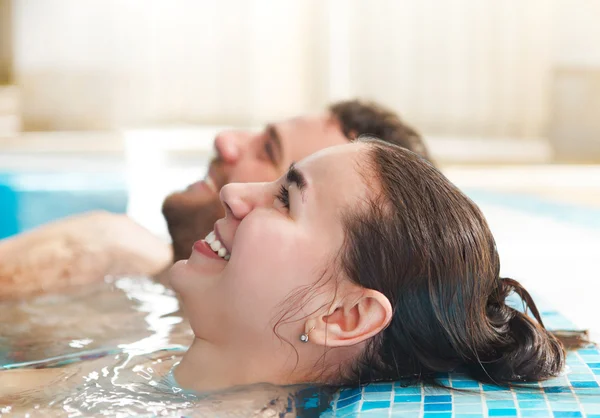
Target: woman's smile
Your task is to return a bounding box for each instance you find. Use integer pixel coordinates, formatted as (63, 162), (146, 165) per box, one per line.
(192, 239), (224, 261)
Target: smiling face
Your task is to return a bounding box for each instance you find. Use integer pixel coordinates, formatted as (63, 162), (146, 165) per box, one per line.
(162, 113), (350, 261)
(168, 143), (377, 381)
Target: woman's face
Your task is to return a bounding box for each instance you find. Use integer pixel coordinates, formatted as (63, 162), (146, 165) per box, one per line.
(169, 142), (372, 366)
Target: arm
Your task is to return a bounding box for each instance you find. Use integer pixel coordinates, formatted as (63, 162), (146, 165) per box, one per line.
(0, 211), (172, 299)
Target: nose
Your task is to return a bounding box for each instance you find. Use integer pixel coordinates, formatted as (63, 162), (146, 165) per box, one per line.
(214, 131), (244, 164)
(219, 182), (271, 221)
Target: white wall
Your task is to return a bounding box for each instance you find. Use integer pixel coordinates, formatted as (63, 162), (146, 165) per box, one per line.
(13, 0), (327, 130)
(9, 0), (599, 145)
(553, 0), (600, 68)
(548, 0), (600, 161)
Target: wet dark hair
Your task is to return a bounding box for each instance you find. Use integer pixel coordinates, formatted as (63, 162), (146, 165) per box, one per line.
(329, 100), (432, 163)
(335, 138), (565, 386)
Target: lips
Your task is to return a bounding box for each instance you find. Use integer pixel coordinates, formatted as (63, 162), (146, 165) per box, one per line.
(190, 222), (231, 262)
(192, 239), (224, 260)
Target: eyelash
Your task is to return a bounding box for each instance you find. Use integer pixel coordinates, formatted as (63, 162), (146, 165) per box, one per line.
(276, 184), (290, 209)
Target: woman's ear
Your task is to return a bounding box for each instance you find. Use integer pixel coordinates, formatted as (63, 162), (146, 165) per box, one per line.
(307, 287), (392, 347)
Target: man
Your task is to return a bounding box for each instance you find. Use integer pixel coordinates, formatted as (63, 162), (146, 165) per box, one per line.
(0, 100), (430, 299)
(164, 100), (430, 262)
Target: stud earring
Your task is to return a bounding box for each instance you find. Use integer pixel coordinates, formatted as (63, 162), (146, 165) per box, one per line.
(300, 326), (315, 343)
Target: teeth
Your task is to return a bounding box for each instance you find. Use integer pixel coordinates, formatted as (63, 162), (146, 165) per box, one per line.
(205, 231), (215, 244)
(210, 240), (221, 252)
(204, 230), (231, 260)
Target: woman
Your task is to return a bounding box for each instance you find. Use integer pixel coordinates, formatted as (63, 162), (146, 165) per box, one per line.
(168, 138), (565, 393)
(0, 138), (565, 415)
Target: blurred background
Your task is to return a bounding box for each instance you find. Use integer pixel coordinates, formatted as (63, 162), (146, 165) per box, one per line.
(0, 1), (599, 334)
(1, 0), (600, 160)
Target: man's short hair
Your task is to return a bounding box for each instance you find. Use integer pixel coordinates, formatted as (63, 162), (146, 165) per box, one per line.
(329, 100), (432, 163)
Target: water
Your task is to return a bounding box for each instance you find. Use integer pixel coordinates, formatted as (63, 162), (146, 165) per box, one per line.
(2, 167), (598, 416)
(0, 171), (328, 416)
(0, 172), (128, 240)
(0, 277), (315, 417)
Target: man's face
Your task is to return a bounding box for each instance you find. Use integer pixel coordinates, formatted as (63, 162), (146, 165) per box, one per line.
(163, 112), (350, 261)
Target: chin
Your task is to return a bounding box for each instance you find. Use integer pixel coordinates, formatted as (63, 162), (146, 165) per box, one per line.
(167, 260), (190, 294)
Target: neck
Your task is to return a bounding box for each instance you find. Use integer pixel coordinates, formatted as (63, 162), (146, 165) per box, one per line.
(174, 338), (276, 392)
(174, 336), (323, 392)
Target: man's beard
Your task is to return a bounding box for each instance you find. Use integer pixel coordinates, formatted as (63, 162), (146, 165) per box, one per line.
(162, 192), (225, 262)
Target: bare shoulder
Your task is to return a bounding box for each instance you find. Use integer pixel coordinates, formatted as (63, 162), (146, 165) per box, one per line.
(0, 211), (172, 299)
(0, 210), (123, 249)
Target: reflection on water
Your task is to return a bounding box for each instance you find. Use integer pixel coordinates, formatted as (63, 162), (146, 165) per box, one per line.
(0, 276), (190, 366)
(0, 277), (319, 417)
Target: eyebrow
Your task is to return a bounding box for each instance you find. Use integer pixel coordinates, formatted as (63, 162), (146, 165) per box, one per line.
(265, 124), (283, 166)
(286, 163), (308, 194)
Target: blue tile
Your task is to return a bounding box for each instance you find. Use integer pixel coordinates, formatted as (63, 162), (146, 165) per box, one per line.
(335, 403), (361, 417)
(572, 387), (600, 395)
(521, 411), (552, 418)
(571, 381), (599, 388)
(544, 386), (572, 394)
(552, 412), (582, 418)
(546, 392), (576, 400)
(519, 400), (548, 409)
(565, 373), (596, 381)
(363, 392), (392, 401)
(451, 381), (480, 389)
(483, 392), (515, 400)
(486, 400), (515, 409)
(542, 379), (569, 387)
(338, 387), (362, 400)
(424, 403), (452, 412)
(482, 385), (509, 392)
(423, 413), (452, 418)
(360, 412), (391, 418)
(548, 402), (580, 411)
(583, 404), (600, 414)
(358, 412), (390, 418)
(580, 395), (600, 404)
(516, 393), (547, 400)
(391, 403), (421, 412)
(423, 387), (453, 396)
(361, 400), (391, 411)
(364, 383), (393, 392)
(393, 395), (422, 403)
(454, 414), (484, 418)
(587, 363), (600, 368)
(579, 349), (600, 355)
(393, 384), (421, 394)
(453, 394), (482, 404)
(488, 408), (518, 417)
(336, 394), (361, 409)
(424, 395), (452, 403)
(454, 404), (483, 414)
